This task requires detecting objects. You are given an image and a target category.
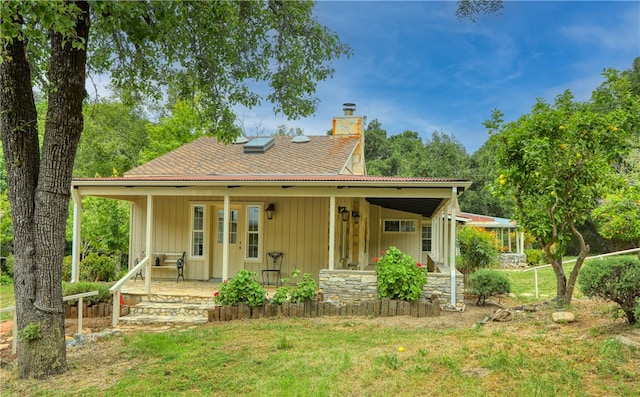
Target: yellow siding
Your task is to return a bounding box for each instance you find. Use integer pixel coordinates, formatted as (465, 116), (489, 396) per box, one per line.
(372, 206), (422, 262)
(128, 195), (330, 282)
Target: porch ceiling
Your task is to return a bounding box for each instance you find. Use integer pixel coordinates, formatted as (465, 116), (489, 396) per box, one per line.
(366, 197), (444, 218)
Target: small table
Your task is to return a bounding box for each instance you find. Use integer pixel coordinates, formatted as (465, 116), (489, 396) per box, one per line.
(262, 252), (283, 286)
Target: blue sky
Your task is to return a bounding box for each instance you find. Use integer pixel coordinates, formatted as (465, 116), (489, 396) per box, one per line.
(237, 1), (640, 154)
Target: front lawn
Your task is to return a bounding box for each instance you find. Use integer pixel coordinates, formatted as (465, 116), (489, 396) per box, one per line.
(1, 298), (638, 396)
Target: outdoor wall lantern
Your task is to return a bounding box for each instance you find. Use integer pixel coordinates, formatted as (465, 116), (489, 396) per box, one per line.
(352, 211), (360, 225)
(266, 203), (275, 220)
(338, 206), (349, 222)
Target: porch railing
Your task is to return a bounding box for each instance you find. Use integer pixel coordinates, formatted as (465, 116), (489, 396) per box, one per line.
(109, 256), (149, 327)
(522, 247), (640, 299)
(0, 290), (99, 355)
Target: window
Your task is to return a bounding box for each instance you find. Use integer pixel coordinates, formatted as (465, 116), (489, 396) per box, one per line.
(217, 209), (238, 244)
(246, 205), (260, 259)
(192, 205), (204, 257)
(422, 225), (432, 252)
(384, 219), (416, 233)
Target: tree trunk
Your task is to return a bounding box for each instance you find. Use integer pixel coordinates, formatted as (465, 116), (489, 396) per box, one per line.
(0, 2), (90, 378)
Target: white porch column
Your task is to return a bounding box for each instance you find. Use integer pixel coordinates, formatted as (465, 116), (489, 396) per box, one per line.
(357, 199), (367, 270)
(431, 213), (438, 263)
(71, 189), (82, 283)
(442, 208), (449, 267)
(520, 231), (525, 254)
(145, 194), (153, 293)
(328, 196), (336, 270)
(508, 227), (512, 251)
(222, 194), (230, 281)
(436, 211), (443, 263)
(449, 188), (458, 306)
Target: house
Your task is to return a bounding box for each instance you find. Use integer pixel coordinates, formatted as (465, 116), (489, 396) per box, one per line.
(70, 104), (471, 306)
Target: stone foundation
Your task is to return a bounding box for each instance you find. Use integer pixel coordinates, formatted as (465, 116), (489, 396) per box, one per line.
(319, 267), (464, 305)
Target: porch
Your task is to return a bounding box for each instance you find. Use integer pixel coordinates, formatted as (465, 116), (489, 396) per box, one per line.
(115, 265), (461, 326)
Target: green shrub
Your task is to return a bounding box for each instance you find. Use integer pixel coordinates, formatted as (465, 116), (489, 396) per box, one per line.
(524, 249), (544, 267)
(270, 286), (289, 305)
(457, 226), (499, 275)
(289, 272), (317, 303)
(80, 252), (118, 282)
(578, 255), (640, 324)
(0, 272), (12, 286)
(469, 269), (511, 305)
(0, 254), (13, 278)
(62, 281), (113, 305)
(375, 246), (427, 301)
(62, 255), (72, 282)
(267, 270), (317, 305)
(214, 269), (266, 307)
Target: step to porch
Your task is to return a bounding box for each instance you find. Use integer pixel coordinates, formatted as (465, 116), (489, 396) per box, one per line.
(119, 299), (216, 326)
(118, 313), (209, 326)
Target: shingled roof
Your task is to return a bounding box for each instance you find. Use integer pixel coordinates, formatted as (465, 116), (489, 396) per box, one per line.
(125, 135), (360, 177)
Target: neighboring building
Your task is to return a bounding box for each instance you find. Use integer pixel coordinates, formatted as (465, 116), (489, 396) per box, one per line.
(71, 104), (471, 304)
(459, 212), (524, 254)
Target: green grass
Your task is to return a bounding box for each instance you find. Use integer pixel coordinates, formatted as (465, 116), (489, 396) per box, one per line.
(498, 258), (584, 302)
(2, 316), (638, 396)
(0, 281), (15, 321)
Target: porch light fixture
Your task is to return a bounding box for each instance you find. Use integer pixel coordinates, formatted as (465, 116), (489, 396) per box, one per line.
(338, 206), (349, 222)
(265, 203), (275, 220)
(352, 211), (360, 225)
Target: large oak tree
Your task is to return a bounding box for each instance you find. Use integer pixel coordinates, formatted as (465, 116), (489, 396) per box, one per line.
(0, 0), (350, 379)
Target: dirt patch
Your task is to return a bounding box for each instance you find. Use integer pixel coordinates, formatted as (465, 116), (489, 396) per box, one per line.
(0, 316), (112, 365)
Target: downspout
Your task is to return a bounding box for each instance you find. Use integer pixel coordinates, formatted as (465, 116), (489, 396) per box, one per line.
(449, 187), (458, 307)
(71, 188), (81, 283)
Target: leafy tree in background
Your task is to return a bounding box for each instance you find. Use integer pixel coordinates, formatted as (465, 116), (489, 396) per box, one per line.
(592, 187), (640, 249)
(490, 70), (640, 306)
(76, 100), (148, 177)
(591, 57), (640, 251)
(459, 134), (513, 217)
(364, 122), (471, 180)
(141, 99), (212, 163)
(363, 119), (392, 174)
(422, 131), (470, 178)
(0, 0), (350, 379)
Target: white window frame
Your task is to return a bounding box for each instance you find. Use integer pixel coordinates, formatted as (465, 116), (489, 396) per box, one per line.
(384, 219), (417, 233)
(191, 204), (205, 258)
(421, 224), (432, 253)
(217, 209), (238, 244)
(245, 204), (261, 261)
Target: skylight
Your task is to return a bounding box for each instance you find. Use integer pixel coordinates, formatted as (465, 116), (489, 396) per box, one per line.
(243, 137), (275, 153)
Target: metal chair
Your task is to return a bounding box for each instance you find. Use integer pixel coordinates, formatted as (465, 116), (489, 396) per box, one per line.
(176, 251), (186, 282)
(262, 252), (283, 286)
(134, 258), (143, 281)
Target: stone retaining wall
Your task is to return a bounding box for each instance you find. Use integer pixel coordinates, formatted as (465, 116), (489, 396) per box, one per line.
(319, 267), (464, 305)
(209, 298), (441, 322)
